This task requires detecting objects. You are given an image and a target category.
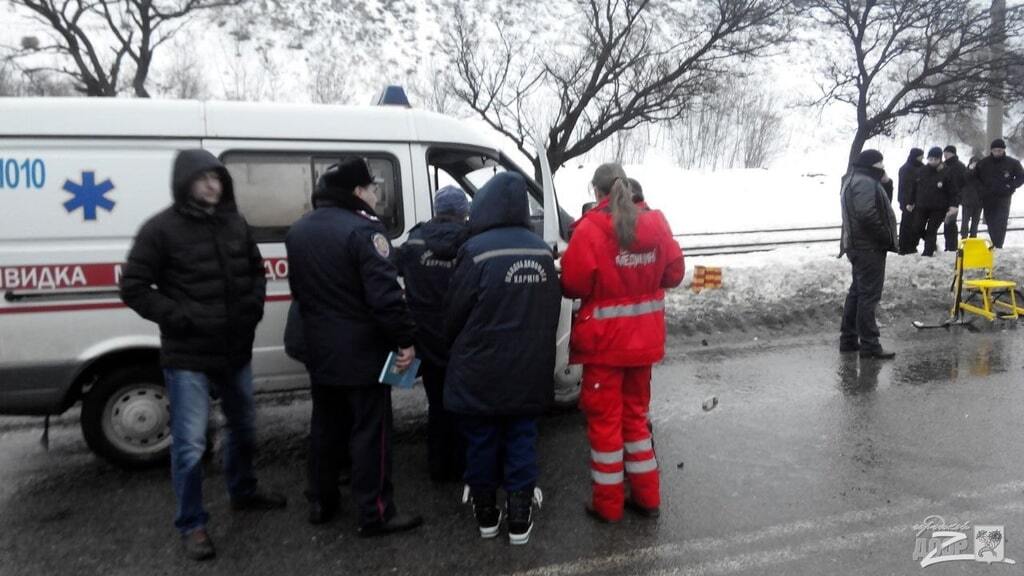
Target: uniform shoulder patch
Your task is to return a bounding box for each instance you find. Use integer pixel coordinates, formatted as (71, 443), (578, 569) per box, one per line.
(372, 232), (391, 258)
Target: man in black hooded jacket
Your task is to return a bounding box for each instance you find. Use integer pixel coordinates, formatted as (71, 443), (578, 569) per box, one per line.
(897, 148), (924, 254)
(395, 185), (470, 483)
(286, 157), (422, 537)
(445, 172), (561, 545)
(121, 149), (286, 561)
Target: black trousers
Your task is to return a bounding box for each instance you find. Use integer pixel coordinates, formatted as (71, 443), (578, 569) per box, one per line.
(841, 249), (887, 352)
(960, 205), (983, 239)
(914, 209), (947, 256)
(942, 212), (959, 251)
(420, 360), (465, 482)
(307, 384), (396, 527)
(983, 196), (1013, 248)
(898, 209), (919, 254)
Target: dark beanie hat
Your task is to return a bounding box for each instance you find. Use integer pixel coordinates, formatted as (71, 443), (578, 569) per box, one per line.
(910, 147), (924, 158)
(943, 145), (957, 155)
(927, 147), (943, 159)
(991, 138), (1007, 150)
(855, 149), (884, 167)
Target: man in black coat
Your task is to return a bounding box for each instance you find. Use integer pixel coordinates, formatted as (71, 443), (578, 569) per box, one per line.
(286, 158), (422, 536)
(395, 185), (470, 483)
(960, 156), (984, 239)
(975, 139), (1024, 248)
(897, 148), (924, 254)
(840, 149), (898, 359)
(908, 147), (956, 257)
(445, 172), (561, 545)
(120, 149), (286, 561)
(942, 145), (968, 251)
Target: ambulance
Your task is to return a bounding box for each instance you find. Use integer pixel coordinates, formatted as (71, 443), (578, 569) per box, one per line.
(0, 90), (581, 467)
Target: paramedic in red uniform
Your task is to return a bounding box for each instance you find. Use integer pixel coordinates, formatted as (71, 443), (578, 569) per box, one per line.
(560, 163), (684, 523)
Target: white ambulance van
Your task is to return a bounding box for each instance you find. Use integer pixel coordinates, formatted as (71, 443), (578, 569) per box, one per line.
(0, 93), (581, 467)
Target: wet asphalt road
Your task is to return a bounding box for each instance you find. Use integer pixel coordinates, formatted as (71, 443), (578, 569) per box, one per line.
(2, 322), (1024, 576)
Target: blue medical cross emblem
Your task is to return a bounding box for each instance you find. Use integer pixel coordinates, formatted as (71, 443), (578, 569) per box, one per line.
(63, 171), (115, 221)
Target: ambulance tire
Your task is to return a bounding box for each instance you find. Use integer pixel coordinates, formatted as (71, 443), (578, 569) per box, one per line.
(81, 365), (172, 469)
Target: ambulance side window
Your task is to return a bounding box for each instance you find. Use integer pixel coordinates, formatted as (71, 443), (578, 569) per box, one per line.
(224, 152), (404, 242)
(223, 153), (312, 243)
(312, 156), (403, 238)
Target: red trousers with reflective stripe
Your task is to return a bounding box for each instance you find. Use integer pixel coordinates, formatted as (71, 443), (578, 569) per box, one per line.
(579, 364), (659, 521)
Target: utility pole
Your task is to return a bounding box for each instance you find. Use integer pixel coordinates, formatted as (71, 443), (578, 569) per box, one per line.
(987, 0), (1006, 144)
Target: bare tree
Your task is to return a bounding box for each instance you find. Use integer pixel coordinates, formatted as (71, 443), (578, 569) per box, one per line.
(0, 56), (76, 96)
(9, 0), (242, 97)
(155, 39), (206, 99)
(405, 59), (460, 115)
(445, 0), (794, 177)
(668, 81), (789, 170)
(807, 0), (1024, 167)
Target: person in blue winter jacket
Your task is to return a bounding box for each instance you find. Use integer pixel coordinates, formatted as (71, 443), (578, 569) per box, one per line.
(395, 185), (470, 483)
(444, 172), (561, 545)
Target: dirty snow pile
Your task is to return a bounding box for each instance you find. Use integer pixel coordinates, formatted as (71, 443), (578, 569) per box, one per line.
(661, 236), (1024, 336)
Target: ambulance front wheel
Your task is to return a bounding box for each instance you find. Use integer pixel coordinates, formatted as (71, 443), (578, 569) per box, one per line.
(81, 365), (172, 469)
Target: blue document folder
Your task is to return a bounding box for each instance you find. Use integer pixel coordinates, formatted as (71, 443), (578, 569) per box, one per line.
(378, 352), (420, 388)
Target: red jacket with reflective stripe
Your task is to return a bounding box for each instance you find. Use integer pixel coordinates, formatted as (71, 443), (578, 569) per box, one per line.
(561, 200), (684, 366)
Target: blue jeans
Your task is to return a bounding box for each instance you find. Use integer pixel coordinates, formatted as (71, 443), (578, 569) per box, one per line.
(460, 416), (538, 493)
(164, 364), (258, 535)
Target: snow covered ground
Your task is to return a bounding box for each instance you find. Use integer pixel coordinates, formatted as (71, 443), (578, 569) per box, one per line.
(660, 233), (1024, 337)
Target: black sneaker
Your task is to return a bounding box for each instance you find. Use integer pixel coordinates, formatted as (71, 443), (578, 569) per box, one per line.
(464, 486), (502, 539)
(230, 488), (288, 511)
(507, 488), (542, 545)
(181, 528), (215, 561)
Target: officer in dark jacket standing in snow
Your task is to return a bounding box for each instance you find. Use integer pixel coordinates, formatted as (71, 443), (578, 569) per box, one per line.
(286, 158), (422, 536)
(960, 156), (984, 239)
(840, 149), (898, 359)
(942, 146), (968, 251)
(395, 185), (470, 483)
(897, 148), (923, 254)
(908, 147), (956, 257)
(974, 139), (1024, 248)
(445, 172), (561, 545)
(121, 149), (286, 561)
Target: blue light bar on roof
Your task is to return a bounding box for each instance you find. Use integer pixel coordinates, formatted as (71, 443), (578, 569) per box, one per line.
(375, 85), (411, 107)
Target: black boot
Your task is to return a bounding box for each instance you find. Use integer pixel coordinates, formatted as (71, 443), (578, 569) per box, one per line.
(507, 488), (541, 545)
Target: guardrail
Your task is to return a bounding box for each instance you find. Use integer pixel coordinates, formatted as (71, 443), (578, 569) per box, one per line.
(677, 216), (1024, 257)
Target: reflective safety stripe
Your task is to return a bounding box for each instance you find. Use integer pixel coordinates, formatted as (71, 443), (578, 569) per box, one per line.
(625, 459), (658, 474)
(472, 248), (552, 264)
(590, 449), (623, 464)
(591, 470), (624, 485)
(404, 239), (426, 246)
(624, 438), (653, 453)
(593, 299), (664, 319)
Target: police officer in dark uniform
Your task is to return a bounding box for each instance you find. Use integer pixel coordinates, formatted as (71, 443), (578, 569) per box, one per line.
(395, 185), (469, 483)
(286, 158), (422, 536)
(908, 147), (956, 257)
